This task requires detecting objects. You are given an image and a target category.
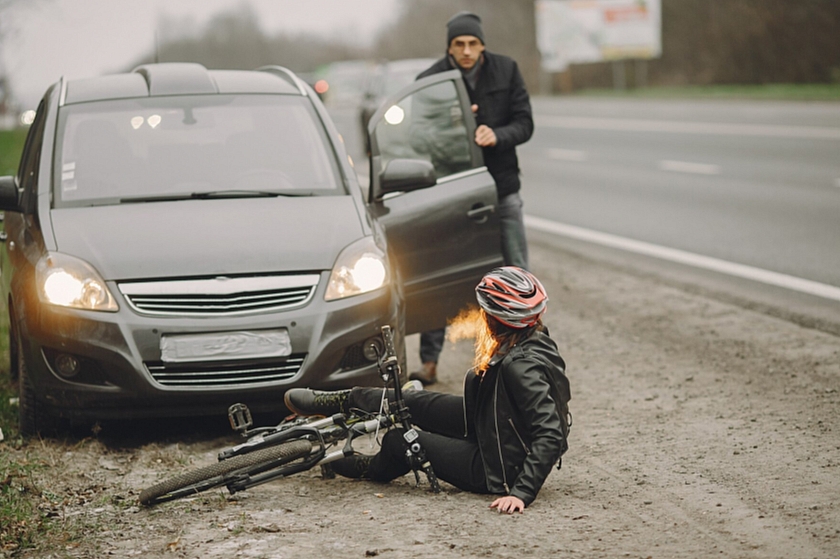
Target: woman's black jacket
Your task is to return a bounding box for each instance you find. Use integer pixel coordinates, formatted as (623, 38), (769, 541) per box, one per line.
(463, 328), (571, 506)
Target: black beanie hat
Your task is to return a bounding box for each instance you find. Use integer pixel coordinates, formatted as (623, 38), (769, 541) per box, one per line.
(447, 12), (484, 46)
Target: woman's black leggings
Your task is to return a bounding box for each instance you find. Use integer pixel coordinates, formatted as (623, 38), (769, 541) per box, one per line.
(346, 387), (492, 494)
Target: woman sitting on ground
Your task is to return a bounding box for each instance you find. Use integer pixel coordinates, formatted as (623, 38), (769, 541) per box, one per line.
(284, 266), (571, 513)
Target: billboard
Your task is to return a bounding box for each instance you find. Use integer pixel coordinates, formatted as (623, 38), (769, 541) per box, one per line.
(536, 0), (662, 72)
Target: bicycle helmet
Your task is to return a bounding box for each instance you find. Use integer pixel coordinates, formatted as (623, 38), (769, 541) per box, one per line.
(475, 266), (548, 329)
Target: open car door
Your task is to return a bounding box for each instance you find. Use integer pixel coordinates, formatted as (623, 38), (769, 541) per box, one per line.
(367, 70), (503, 334)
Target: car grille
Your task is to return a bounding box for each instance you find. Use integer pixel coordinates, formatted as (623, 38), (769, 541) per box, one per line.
(146, 354), (306, 387)
(118, 274), (320, 316)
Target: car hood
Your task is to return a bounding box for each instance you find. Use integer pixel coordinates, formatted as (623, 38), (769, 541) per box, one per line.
(50, 196), (365, 280)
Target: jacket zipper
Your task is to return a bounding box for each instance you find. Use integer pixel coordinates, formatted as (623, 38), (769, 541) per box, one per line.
(508, 418), (531, 455)
(462, 371), (469, 438)
(493, 374), (510, 494)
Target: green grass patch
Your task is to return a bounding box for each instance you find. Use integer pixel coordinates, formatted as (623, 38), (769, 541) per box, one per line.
(1, 322), (17, 443)
(0, 453), (50, 553)
(572, 83), (840, 102)
(0, 129), (37, 555)
(0, 128), (28, 177)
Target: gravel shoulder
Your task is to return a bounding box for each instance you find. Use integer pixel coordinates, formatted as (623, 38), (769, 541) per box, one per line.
(5, 236), (839, 559)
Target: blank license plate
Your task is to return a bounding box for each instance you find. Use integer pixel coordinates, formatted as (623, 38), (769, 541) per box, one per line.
(160, 329), (292, 363)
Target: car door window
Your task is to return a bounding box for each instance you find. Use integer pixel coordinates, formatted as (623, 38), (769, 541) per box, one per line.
(372, 79), (474, 180)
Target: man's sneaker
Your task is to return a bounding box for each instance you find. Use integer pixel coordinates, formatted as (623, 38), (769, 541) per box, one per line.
(284, 388), (350, 416)
(409, 362), (437, 386)
(330, 454), (374, 479)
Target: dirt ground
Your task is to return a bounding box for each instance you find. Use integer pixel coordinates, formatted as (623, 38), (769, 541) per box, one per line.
(4, 236), (839, 559)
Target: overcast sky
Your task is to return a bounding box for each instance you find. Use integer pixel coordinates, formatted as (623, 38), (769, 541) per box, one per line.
(1, 0), (399, 107)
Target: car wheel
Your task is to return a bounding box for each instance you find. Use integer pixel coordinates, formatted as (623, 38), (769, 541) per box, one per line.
(17, 340), (57, 437)
(395, 296), (408, 383)
(8, 305), (19, 382)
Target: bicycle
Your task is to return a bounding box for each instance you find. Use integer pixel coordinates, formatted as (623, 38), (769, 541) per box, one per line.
(139, 325), (441, 506)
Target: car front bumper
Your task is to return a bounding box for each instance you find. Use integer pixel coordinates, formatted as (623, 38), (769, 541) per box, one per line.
(17, 272), (398, 422)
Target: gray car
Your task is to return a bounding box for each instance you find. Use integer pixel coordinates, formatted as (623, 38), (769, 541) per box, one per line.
(0, 63), (501, 435)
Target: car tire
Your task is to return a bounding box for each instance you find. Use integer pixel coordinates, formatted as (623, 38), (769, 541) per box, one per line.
(8, 305), (19, 382)
(17, 339), (57, 437)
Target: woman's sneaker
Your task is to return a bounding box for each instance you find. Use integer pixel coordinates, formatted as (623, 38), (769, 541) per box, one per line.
(284, 388), (350, 416)
(330, 454), (374, 479)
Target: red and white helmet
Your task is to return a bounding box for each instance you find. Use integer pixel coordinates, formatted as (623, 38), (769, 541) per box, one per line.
(475, 266), (548, 329)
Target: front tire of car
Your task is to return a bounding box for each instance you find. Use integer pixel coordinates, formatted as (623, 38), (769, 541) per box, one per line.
(17, 336), (57, 437)
(8, 304), (19, 382)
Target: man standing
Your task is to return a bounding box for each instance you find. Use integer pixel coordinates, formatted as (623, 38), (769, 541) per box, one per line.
(410, 11), (534, 386)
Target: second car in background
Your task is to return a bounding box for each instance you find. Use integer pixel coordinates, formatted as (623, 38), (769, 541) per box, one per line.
(359, 58), (437, 152)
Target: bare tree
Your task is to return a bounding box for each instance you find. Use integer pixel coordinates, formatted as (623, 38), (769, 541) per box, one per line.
(374, 0), (539, 90)
(126, 3), (368, 74)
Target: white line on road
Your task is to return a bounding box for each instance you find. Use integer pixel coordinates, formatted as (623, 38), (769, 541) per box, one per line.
(525, 215), (840, 302)
(659, 160), (721, 175)
(548, 148), (587, 161)
(540, 116), (840, 141)
(835, 178), (840, 188)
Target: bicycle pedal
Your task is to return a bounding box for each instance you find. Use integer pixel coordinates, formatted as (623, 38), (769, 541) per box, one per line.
(228, 403), (253, 432)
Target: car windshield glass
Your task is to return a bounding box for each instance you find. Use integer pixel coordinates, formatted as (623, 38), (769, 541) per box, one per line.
(54, 94), (342, 206)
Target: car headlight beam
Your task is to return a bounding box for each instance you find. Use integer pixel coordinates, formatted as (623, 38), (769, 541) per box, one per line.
(36, 252), (118, 312)
(325, 237), (389, 301)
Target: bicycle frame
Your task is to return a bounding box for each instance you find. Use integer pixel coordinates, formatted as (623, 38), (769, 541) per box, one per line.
(217, 325), (441, 495)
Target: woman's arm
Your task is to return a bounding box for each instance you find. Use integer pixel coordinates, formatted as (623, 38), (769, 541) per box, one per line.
(503, 357), (566, 506)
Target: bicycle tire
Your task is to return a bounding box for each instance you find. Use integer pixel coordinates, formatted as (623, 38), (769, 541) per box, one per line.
(139, 439), (312, 506)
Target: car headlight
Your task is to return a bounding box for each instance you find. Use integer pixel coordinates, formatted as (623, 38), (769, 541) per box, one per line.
(36, 252), (118, 312)
(325, 237), (389, 301)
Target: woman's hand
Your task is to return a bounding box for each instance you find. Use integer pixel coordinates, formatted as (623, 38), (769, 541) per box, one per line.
(490, 495), (525, 514)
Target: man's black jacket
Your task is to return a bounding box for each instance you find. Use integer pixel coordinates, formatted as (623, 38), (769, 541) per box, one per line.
(418, 51), (534, 198)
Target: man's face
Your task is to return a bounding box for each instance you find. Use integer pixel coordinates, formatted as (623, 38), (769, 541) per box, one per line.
(448, 35), (485, 70)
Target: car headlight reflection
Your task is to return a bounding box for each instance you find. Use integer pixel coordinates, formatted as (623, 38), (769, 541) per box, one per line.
(36, 252), (118, 311)
(325, 237), (389, 301)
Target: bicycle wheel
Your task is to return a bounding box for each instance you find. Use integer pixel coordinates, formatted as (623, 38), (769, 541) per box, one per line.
(139, 439), (312, 506)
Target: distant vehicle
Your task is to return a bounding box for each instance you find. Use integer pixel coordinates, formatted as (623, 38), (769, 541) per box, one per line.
(359, 58), (437, 152)
(315, 60), (376, 109)
(0, 62), (502, 435)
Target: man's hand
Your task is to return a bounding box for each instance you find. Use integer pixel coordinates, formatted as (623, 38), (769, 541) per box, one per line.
(475, 124), (497, 147)
(490, 495), (525, 514)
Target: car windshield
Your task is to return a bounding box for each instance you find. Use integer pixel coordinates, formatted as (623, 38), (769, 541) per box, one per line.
(54, 94), (342, 206)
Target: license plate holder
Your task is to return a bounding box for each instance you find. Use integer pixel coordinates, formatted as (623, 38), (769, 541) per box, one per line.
(160, 329), (292, 363)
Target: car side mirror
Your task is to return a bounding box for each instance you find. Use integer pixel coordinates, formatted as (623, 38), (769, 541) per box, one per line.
(0, 176), (21, 212)
(379, 159), (436, 195)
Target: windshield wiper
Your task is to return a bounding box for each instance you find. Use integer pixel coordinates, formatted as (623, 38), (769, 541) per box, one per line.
(120, 190), (312, 204)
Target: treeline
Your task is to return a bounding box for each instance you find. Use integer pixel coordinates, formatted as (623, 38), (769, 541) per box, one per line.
(126, 4), (367, 76)
(570, 0), (840, 90)
(127, 0), (840, 92)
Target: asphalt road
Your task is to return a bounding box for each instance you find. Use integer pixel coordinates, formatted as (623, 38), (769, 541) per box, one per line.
(521, 97), (840, 288)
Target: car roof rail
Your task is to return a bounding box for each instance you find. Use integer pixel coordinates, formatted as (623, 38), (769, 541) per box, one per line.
(256, 66), (307, 96)
(132, 63), (217, 96)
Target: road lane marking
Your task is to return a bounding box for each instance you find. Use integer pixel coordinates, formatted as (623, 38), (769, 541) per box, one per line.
(548, 148), (587, 161)
(659, 160), (721, 175)
(540, 116), (840, 141)
(525, 215), (840, 302)
(835, 178), (840, 188)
